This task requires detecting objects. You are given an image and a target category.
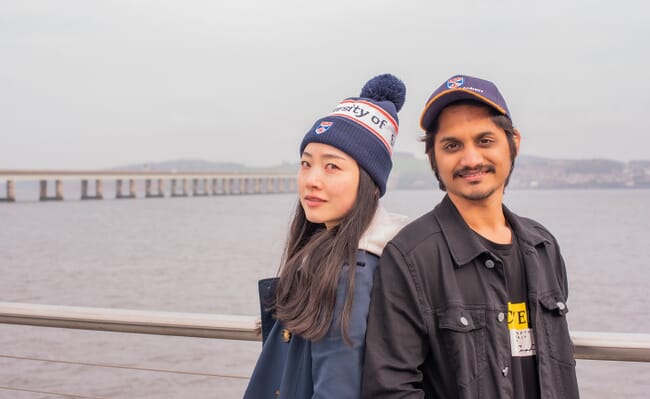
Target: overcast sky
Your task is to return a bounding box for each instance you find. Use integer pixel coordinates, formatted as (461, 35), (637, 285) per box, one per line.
(1, 0), (648, 169)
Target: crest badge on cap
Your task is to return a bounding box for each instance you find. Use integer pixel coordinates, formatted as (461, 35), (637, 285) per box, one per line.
(446, 76), (464, 89)
(315, 121), (333, 134)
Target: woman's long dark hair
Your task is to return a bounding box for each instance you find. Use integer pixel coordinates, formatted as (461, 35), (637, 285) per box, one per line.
(274, 167), (379, 344)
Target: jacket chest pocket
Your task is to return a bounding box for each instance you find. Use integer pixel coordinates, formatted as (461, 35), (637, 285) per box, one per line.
(437, 308), (487, 387)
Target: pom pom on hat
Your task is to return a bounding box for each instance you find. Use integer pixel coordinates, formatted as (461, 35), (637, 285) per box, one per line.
(300, 73), (406, 196)
(360, 73), (406, 112)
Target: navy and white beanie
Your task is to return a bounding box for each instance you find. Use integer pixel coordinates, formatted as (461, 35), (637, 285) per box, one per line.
(299, 73), (406, 196)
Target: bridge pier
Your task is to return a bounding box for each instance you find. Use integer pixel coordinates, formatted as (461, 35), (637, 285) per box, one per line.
(81, 179), (104, 200)
(211, 178), (219, 195)
(0, 180), (16, 202)
(171, 179), (189, 197)
(39, 180), (64, 201)
(145, 179), (165, 198)
(193, 178), (209, 196)
(116, 179), (137, 199)
(254, 178), (262, 194)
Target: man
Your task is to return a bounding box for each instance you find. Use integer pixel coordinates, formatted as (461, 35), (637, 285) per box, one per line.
(361, 75), (580, 398)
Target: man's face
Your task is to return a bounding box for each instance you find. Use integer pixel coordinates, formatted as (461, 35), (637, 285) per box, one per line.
(433, 103), (520, 204)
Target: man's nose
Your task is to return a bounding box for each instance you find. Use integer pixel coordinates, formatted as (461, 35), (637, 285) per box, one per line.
(459, 145), (483, 167)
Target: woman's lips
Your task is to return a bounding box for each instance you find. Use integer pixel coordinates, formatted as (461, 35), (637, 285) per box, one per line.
(303, 195), (326, 207)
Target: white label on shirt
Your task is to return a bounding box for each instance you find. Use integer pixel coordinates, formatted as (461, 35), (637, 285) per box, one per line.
(508, 301), (537, 357)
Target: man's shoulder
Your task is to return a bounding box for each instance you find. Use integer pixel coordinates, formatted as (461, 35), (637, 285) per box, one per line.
(507, 210), (558, 245)
(389, 209), (443, 252)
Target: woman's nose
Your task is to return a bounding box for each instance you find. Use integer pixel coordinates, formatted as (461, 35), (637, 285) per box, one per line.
(302, 168), (323, 189)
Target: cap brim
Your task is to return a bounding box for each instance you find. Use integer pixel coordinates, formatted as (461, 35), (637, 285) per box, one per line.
(419, 89), (508, 131)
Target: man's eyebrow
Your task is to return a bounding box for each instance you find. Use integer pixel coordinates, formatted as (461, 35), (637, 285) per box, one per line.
(437, 131), (496, 142)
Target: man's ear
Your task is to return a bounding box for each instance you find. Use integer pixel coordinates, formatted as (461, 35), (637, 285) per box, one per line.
(513, 128), (522, 156)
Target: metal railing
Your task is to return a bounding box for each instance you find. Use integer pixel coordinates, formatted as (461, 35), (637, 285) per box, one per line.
(1, 301), (649, 362)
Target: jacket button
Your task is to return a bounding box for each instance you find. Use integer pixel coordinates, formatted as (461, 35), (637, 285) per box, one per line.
(497, 312), (505, 322)
(281, 329), (292, 343)
(459, 316), (469, 326)
(502, 366), (509, 376)
(275, 389), (280, 397)
(485, 259), (495, 269)
(557, 302), (566, 311)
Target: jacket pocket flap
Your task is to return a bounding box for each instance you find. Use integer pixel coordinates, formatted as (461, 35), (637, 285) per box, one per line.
(539, 294), (569, 316)
(437, 308), (486, 332)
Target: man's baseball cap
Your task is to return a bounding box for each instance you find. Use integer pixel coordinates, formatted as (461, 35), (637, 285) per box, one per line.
(420, 74), (511, 131)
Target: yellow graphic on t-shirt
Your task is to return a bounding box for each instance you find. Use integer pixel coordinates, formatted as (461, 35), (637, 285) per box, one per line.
(508, 302), (536, 357)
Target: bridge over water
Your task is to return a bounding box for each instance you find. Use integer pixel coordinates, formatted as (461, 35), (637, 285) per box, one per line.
(0, 170), (297, 202)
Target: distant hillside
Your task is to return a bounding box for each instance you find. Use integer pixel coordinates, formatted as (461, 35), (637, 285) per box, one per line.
(113, 154), (650, 189)
(390, 153), (650, 189)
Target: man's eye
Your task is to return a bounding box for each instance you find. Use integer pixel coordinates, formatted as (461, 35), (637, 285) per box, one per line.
(443, 142), (459, 151)
(300, 161), (310, 168)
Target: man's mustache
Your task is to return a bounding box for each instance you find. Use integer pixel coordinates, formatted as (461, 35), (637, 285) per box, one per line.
(453, 164), (496, 178)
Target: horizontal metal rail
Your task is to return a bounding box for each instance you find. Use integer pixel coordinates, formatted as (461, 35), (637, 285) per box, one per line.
(1, 302), (649, 362)
(0, 301), (260, 341)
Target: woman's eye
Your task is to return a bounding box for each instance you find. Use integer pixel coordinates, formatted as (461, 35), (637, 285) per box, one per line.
(325, 163), (339, 170)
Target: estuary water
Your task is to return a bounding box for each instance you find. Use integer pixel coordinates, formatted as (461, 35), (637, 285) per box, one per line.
(0, 188), (648, 398)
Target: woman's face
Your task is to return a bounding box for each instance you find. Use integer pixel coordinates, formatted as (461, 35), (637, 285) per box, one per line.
(298, 143), (360, 229)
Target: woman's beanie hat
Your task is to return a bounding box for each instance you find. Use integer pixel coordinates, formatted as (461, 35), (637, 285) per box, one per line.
(299, 74), (406, 197)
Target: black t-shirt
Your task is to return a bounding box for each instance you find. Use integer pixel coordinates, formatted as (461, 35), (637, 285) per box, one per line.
(478, 233), (540, 399)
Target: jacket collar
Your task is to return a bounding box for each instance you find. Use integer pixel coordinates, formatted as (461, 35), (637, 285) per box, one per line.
(358, 205), (409, 257)
(434, 195), (549, 267)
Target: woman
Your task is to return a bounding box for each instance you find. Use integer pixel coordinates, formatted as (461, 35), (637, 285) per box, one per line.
(244, 74), (408, 399)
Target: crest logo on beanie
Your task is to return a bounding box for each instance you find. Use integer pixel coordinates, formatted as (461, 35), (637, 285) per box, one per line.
(447, 76), (464, 89)
(315, 121), (333, 134)
(327, 99), (398, 154)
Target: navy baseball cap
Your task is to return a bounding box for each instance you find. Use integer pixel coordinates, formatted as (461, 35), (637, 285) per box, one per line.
(420, 74), (511, 131)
